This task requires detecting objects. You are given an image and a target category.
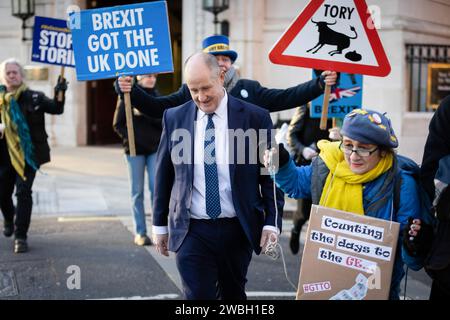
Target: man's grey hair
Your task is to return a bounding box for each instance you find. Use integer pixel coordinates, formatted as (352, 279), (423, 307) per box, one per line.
(184, 52), (221, 79)
(0, 58), (25, 85)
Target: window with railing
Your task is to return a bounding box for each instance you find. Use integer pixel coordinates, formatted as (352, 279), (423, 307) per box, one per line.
(406, 44), (450, 112)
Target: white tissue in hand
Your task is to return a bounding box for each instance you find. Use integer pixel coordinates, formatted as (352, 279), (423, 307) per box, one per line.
(329, 127), (341, 141)
(302, 147), (318, 160)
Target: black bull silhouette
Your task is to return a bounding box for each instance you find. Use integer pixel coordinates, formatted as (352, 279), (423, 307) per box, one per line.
(307, 19), (358, 56)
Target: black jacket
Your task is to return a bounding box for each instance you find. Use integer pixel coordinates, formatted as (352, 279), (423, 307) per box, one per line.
(0, 87), (65, 167)
(421, 95), (450, 200)
(122, 76), (325, 118)
(113, 87), (162, 155)
(420, 96), (450, 285)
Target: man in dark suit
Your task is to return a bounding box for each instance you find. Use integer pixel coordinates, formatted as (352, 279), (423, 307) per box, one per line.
(152, 52), (284, 300)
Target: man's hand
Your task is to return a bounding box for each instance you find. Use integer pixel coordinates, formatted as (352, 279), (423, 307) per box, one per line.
(118, 76), (133, 93)
(260, 229), (278, 253)
(321, 70), (338, 86)
(153, 233), (169, 257)
(0, 123), (5, 139)
(263, 149), (274, 172)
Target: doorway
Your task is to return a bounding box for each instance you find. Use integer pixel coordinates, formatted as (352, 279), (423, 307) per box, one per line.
(86, 0), (182, 145)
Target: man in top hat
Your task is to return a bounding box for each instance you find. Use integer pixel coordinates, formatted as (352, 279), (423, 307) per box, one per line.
(117, 34), (337, 118)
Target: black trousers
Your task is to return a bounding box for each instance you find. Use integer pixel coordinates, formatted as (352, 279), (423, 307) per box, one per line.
(175, 217), (253, 300)
(426, 220), (450, 300)
(293, 198), (312, 233)
(0, 161), (36, 239)
(430, 277), (450, 300)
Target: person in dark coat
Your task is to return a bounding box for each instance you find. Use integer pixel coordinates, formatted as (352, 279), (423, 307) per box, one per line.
(116, 35), (337, 117)
(0, 58), (67, 253)
(417, 95), (450, 299)
(113, 74), (161, 246)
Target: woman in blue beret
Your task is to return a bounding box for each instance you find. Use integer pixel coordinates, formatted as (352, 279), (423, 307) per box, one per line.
(265, 109), (424, 300)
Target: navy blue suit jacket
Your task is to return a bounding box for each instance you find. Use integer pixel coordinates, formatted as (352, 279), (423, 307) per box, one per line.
(153, 95), (284, 254)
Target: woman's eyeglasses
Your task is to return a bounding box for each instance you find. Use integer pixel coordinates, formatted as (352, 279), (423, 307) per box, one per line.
(339, 142), (378, 157)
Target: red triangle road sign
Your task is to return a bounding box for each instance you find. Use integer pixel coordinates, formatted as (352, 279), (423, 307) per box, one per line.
(269, 0), (391, 77)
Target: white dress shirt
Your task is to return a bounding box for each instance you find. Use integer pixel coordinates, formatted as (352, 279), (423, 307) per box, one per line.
(189, 90), (236, 219)
(153, 90), (279, 235)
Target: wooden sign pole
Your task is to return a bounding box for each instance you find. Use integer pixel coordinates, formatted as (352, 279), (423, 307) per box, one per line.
(57, 66), (65, 102)
(124, 80), (136, 157)
(320, 83), (331, 130)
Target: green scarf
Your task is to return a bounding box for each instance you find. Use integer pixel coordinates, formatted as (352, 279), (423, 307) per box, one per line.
(0, 84), (38, 180)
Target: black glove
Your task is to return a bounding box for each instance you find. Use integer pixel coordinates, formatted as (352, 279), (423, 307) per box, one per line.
(54, 76), (68, 92)
(276, 143), (290, 169)
(402, 217), (434, 257)
(264, 143), (290, 174)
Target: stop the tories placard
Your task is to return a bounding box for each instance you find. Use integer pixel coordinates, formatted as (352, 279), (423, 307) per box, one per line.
(69, 1), (173, 81)
(32, 16), (75, 68)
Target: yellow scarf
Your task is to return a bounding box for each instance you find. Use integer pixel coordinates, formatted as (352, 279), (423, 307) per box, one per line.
(0, 84), (27, 180)
(317, 140), (393, 215)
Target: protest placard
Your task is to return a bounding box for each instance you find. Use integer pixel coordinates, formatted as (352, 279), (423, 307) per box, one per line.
(32, 16), (74, 101)
(69, 1), (173, 81)
(310, 70), (363, 119)
(69, 1), (173, 156)
(297, 205), (399, 300)
(32, 16), (75, 68)
(270, 0), (391, 129)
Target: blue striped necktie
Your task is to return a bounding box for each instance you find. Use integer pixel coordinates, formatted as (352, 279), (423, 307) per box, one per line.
(204, 113), (221, 219)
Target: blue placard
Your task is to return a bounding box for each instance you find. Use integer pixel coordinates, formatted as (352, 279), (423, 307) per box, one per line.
(69, 1), (173, 81)
(31, 16), (75, 67)
(310, 70), (363, 118)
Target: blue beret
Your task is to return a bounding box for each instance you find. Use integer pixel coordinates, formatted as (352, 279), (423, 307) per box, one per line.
(340, 109), (398, 148)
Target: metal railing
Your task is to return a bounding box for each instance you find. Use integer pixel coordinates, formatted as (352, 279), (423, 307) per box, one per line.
(406, 44), (450, 112)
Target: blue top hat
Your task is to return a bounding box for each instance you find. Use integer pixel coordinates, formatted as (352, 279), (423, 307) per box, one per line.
(202, 35), (238, 63)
